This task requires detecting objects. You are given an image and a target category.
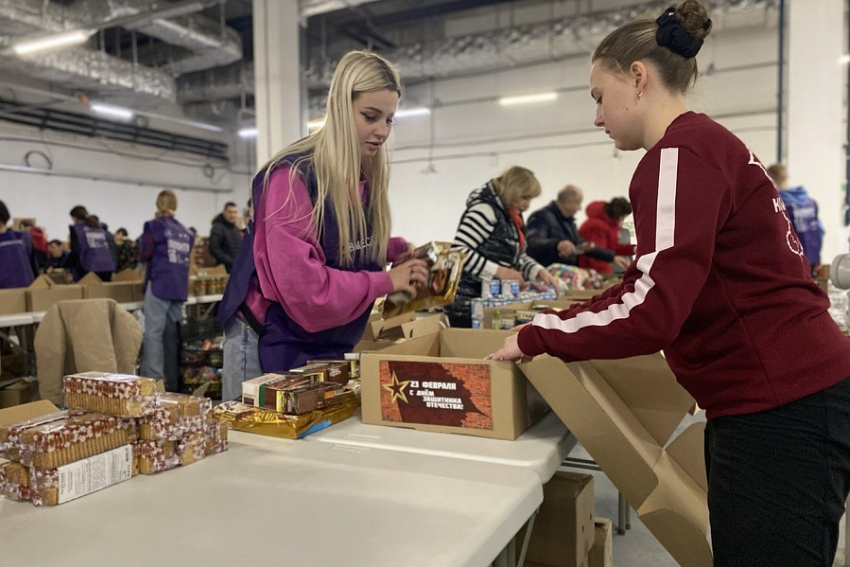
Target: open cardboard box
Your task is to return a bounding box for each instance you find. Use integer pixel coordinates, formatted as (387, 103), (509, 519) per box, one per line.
(354, 312), (447, 352)
(0, 288), (27, 315)
(360, 328), (548, 440)
(79, 272), (141, 304)
(27, 275), (84, 312)
(519, 353), (711, 567)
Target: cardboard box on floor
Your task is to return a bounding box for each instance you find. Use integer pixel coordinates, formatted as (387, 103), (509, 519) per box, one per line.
(0, 377), (37, 409)
(519, 354), (712, 567)
(516, 471), (595, 567)
(0, 288), (27, 315)
(27, 275), (84, 312)
(481, 299), (582, 330)
(360, 328), (549, 440)
(78, 272), (141, 304)
(589, 518), (613, 567)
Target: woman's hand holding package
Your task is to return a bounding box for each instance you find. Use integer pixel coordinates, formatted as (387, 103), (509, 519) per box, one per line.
(388, 258), (429, 297)
(536, 269), (563, 293)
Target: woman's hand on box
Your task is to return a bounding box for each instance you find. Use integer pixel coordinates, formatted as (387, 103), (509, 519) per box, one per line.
(486, 332), (534, 364)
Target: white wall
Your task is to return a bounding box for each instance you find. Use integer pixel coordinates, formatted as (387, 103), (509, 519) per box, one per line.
(385, 21), (782, 246)
(0, 122), (253, 242)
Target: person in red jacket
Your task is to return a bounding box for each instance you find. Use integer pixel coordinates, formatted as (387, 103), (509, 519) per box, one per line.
(490, 2), (850, 566)
(578, 198), (635, 274)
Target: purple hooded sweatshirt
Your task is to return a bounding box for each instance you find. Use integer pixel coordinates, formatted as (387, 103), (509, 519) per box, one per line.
(219, 153), (407, 373)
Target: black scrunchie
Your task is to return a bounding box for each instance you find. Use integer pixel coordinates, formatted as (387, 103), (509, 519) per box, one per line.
(656, 6), (704, 58)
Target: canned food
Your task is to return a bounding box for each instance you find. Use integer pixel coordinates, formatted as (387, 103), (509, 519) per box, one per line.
(489, 279), (502, 298)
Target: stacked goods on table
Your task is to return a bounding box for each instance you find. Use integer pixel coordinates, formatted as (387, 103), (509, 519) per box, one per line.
(0, 372), (228, 507)
(179, 317), (224, 399)
(470, 280), (559, 329)
(214, 360), (361, 440)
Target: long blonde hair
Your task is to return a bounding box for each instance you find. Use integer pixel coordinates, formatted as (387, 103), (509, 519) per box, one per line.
(156, 190), (177, 217)
(262, 51), (401, 267)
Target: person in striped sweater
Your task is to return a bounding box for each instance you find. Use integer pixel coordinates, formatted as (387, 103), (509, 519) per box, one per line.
(445, 165), (560, 327)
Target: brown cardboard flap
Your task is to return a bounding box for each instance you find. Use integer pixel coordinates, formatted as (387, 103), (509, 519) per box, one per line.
(636, 460), (712, 567)
(0, 400), (60, 426)
(78, 272), (104, 286)
(0, 288), (27, 315)
(440, 328), (512, 359)
(665, 421), (708, 493)
(584, 354), (695, 447)
(520, 356), (662, 506)
(28, 275), (53, 289)
(113, 268), (143, 282)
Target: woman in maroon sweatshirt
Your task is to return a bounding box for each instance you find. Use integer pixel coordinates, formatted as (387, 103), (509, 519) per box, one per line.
(491, 2), (850, 565)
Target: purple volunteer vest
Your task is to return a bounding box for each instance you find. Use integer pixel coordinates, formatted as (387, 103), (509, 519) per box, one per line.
(0, 230), (35, 288)
(782, 197), (822, 267)
(143, 216), (194, 301)
(220, 152), (383, 373)
(71, 223), (116, 277)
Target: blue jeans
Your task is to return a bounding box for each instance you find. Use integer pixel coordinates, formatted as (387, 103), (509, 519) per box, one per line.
(222, 317), (262, 402)
(140, 286), (184, 390)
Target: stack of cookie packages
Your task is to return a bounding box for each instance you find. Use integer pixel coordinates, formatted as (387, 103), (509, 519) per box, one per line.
(0, 372), (228, 506)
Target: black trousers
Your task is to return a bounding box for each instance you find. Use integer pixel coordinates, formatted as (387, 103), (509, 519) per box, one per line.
(705, 377), (850, 567)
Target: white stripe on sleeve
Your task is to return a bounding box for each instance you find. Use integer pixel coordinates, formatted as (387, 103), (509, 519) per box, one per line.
(534, 147), (679, 334)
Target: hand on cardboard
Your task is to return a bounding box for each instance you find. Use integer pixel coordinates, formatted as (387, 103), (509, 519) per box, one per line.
(486, 332), (534, 364)
(388, 258), (429, 297)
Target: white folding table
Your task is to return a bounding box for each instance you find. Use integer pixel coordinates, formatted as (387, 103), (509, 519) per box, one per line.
(304, 409), (575, 483)
(0, 436), (542, 567)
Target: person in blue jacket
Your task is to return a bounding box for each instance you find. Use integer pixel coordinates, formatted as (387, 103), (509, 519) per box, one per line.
(67, 205), (116, 282)
(767, 163), (824, 278)
(0, 200), (35, 289)
(138, 190), (194, 389)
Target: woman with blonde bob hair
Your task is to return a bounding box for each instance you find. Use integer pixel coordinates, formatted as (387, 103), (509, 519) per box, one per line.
(139, 189), (194, 390)
(219, 51), (427, 400)
(446, 165), (560, 328)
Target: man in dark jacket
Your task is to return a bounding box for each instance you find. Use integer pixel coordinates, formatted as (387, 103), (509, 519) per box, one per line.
(526, 185), (618, 268)
(209, 202), (241, 273)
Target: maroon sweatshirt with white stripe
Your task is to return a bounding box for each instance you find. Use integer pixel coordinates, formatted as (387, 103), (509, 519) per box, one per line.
(518, 112), (850, 419)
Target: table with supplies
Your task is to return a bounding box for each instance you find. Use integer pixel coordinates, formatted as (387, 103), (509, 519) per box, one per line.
(0, 433), (543, 567)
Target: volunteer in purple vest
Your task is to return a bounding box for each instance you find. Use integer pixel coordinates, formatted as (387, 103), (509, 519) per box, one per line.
(138, 190), (194, 390)
(219, 50), (428, 402)
(67, 205), (116, 282)
(767, 162), (824, 278)
(0, 200), (35, 289)
(489, 2), (850, 566)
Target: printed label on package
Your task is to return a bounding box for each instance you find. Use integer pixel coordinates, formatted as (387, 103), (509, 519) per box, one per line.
(57, 445), (134, 504)
(378, 361), (492, 430)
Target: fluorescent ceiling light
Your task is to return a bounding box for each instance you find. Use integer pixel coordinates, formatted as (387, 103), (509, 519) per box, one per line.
(238, 127), (258, 139)
(395, 107), (431, 119)
(840, 54), (850, 65)
(307, 119), (325, 130)
(13, 30), (91, 55)
(90, 103), (134, 120)
(498, 92), (558, 106)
